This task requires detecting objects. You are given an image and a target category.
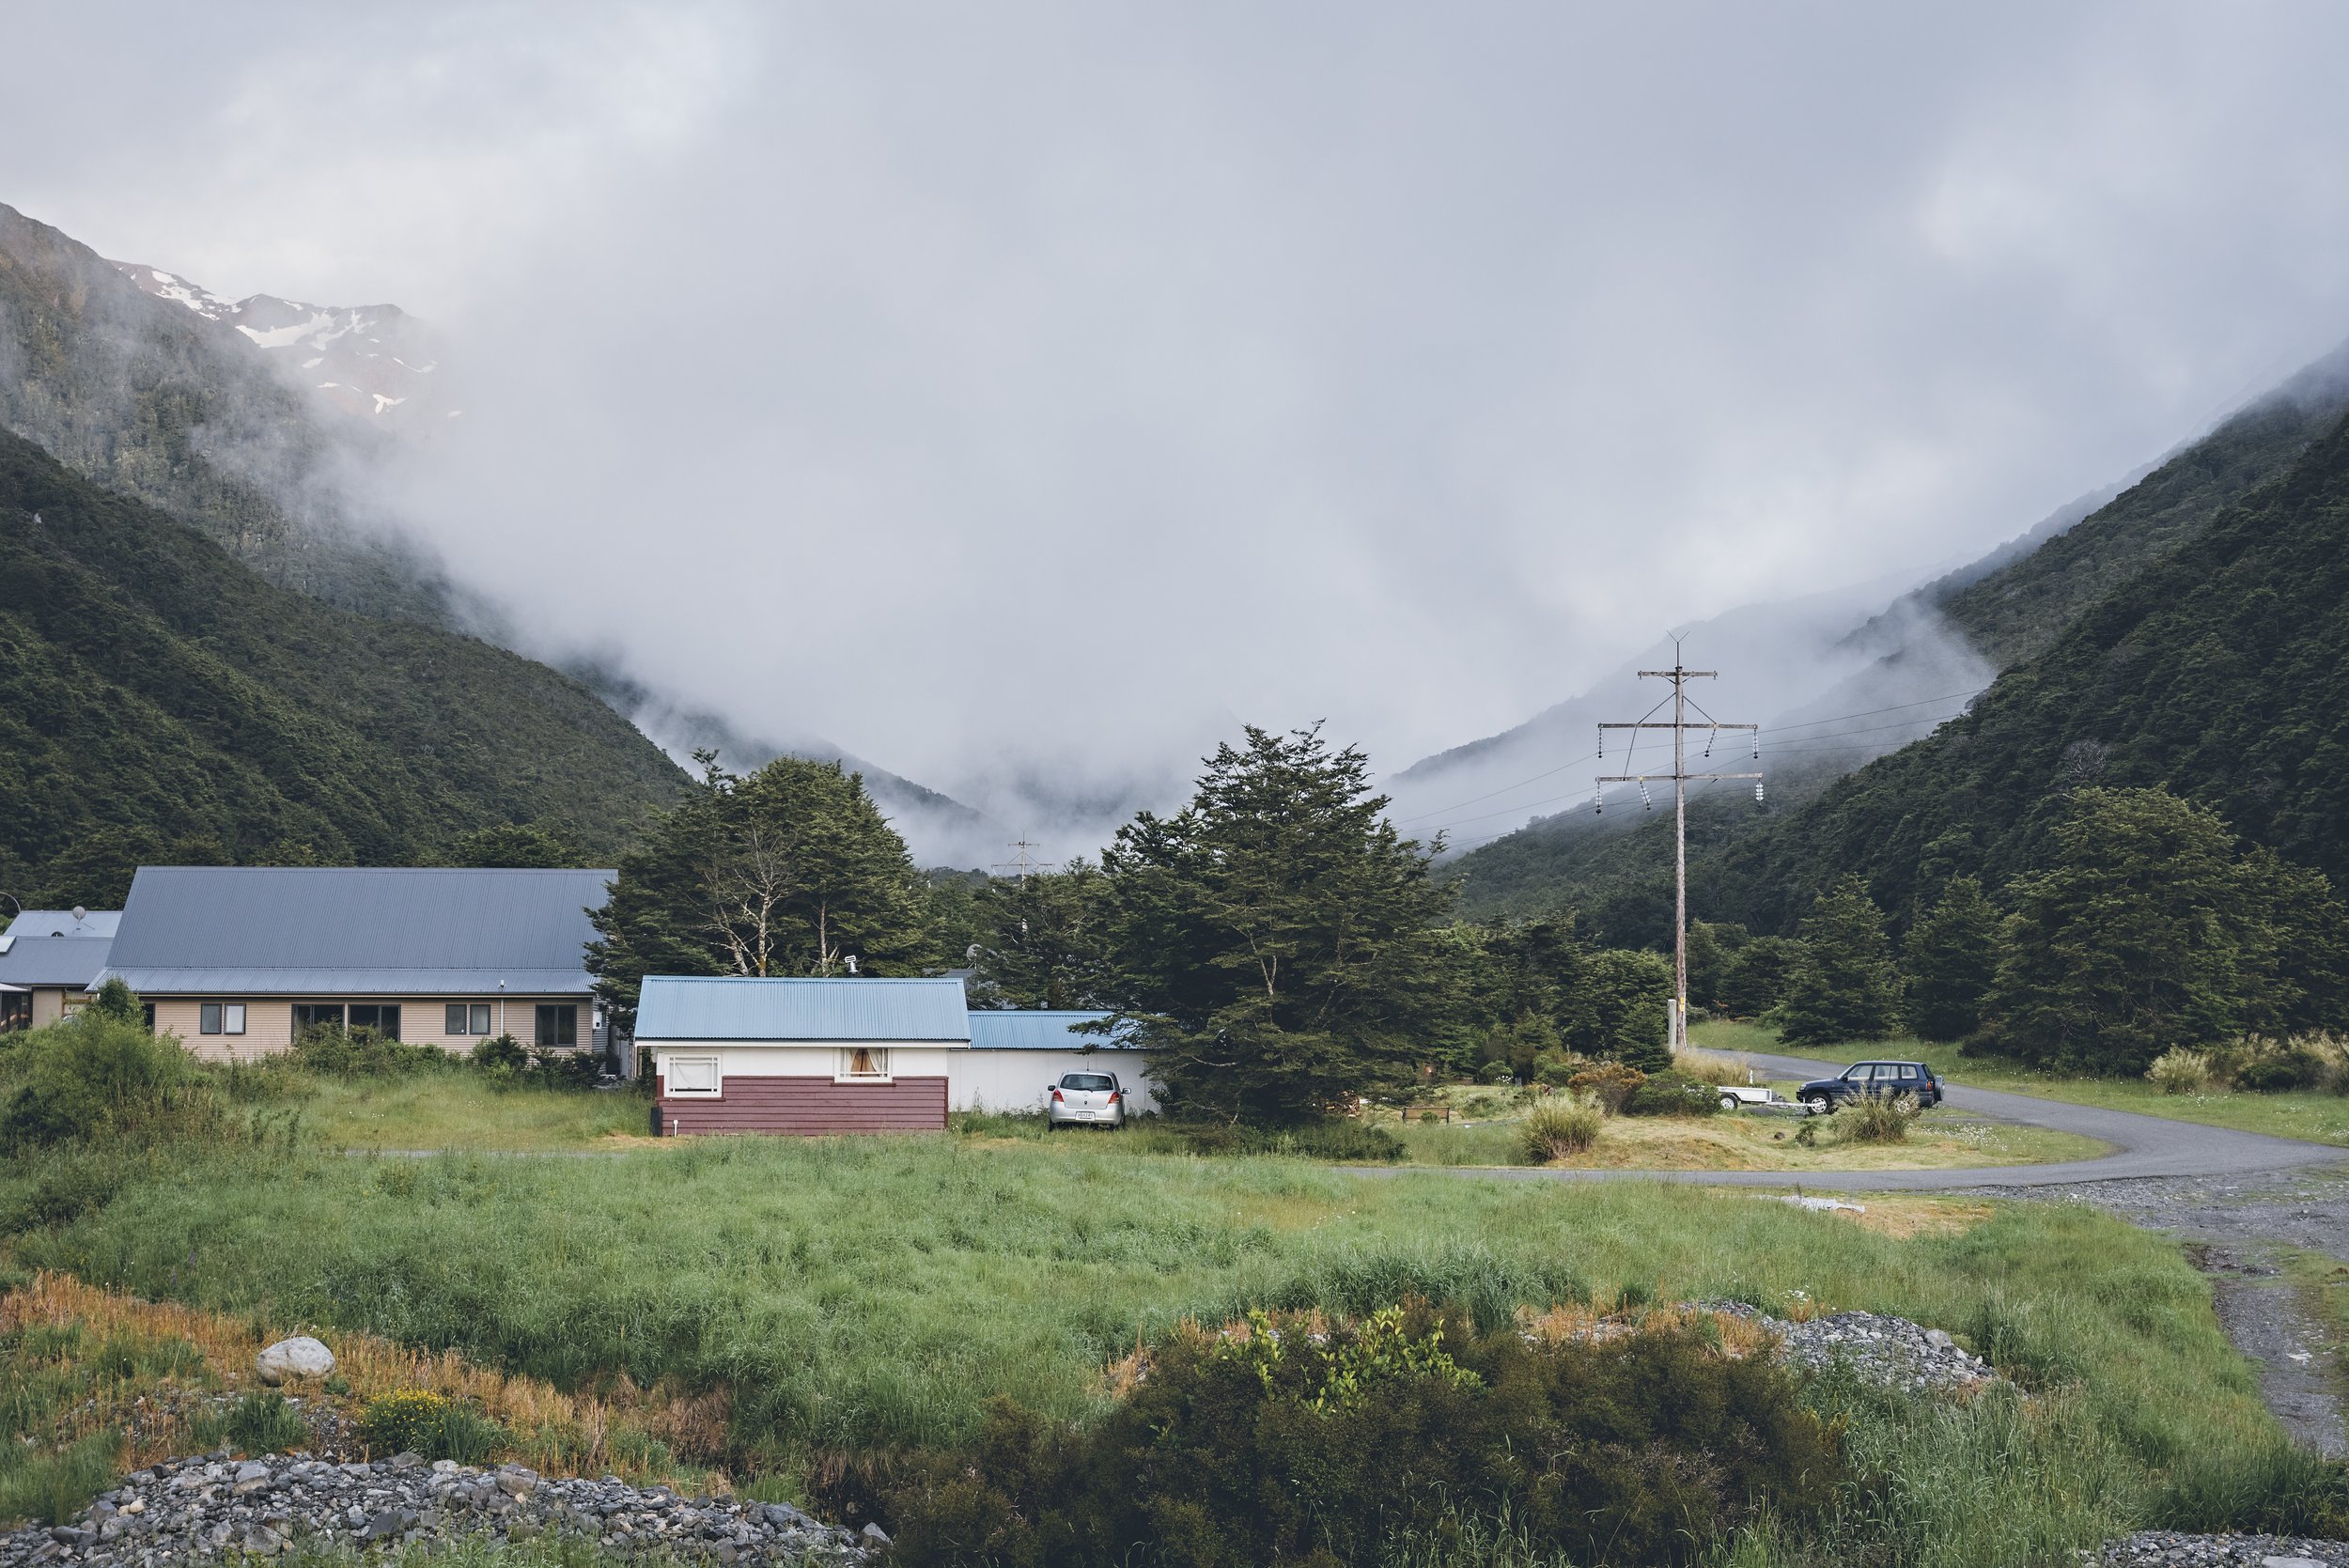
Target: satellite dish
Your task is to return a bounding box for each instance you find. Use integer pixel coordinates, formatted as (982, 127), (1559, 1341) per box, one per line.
(71, 907), (86, 923)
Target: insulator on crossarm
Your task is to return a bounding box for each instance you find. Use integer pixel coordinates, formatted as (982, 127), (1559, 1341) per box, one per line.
(1640, 783), (1653, 811)
(1754, 781), (1766, 804)
(1704, 726), (1716, 757)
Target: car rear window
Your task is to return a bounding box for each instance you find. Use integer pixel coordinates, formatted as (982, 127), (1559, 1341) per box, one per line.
(1062, 1073), (1116, 1092)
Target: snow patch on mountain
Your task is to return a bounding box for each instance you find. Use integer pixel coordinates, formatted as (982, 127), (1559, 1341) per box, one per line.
(108, 260), (453, 435)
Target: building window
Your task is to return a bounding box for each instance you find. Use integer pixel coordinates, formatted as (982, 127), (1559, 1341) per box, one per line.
(198, 1002), (249, 1036)
(444, 1003), (494, 1035)
(292, 1002), (344, 1035)
(348, 1004), (401, 1039)
(839, 1047), (891, 1080)
(666, 1056), (720, 1095)
(0, 993), (28, 1033)
(536, 1004), (577, 1048)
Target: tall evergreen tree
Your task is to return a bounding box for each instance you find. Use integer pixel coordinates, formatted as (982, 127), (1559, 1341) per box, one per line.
(1981, 787), (2345, 1073)
(1718, 936), (1798, 1018)
(972, 859), (1118, 1010)
(1684, 921), (1747, 1013)
(1776, 876), (1903, 1047)
(1100, 726), (1458, 1124)
(588, 753), (932, 1021)
(1902, 877), (2000, 1043)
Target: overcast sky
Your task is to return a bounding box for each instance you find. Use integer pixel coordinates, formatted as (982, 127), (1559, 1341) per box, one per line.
(9, 1), (2349, 831)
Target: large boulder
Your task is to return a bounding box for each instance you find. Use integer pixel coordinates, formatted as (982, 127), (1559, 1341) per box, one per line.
(255, 1336), (335, 1385)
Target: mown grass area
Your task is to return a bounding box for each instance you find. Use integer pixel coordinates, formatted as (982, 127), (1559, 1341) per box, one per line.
(1693, 1019), (2349, 1148)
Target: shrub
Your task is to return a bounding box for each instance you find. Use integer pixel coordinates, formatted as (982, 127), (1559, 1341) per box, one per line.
(2146, 1048), (2214, 1095)
(1836, 1094), (1918, 1144)
(288, 1025), (445, 1079)
(1481, 1061), (1517, 1085)
(1619, 1070), (1721, 1118)
(1517, 1103), (1601, 1163)
(356, 1389), (503, 1463)
(875, 1305), (1842, 1567)
(470, 1033), (529, 1074)
(0, 1013), (224, 1152)
(2196, 1033), (2349, 1094)
(1566, 1063), (1644, 1115)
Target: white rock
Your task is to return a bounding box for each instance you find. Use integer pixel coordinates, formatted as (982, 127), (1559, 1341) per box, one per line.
(255, 1335), (335, 1385)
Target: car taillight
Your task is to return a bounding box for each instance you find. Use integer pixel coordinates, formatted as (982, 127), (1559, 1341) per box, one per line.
(1050, 1088), (1063, 1102)
(1107, 1090), (1120, 1104)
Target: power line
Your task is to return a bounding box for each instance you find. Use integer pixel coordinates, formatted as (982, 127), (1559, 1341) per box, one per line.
(1399, 694), (1976, 832)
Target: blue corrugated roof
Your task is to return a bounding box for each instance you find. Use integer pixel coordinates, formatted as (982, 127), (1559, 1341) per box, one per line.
(101, 867), (611, 996)
(965, 1010), (1137, 1050)
(637, 976), (973, 1041)
(3, 909), (120, 939)
(0, 937), (115, 987)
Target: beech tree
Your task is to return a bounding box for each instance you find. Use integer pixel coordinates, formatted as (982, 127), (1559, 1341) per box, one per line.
(588, 753), (932, 1021)
(1776, 876), (1904, 1047)
(1902, 877), (1999, 1043)
(1981, 787), (2349, 1073)
(971, 858), (1117, 1010)
(1100, 725), (1458, 1124)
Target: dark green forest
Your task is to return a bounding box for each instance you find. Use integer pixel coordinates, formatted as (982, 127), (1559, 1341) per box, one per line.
(1451, 347), (2349, 941)
(0, 428), (687, 906)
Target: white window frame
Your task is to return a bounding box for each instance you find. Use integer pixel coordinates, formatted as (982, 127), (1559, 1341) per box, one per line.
(835, 1046), (893, 1083)
(665, 1055), (723, 1096)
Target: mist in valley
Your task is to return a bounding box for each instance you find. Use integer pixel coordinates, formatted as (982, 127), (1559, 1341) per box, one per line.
(13, 4), (2349, 866)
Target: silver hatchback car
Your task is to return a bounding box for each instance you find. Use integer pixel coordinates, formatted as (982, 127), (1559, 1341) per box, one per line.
(1047, 1070), (1127, 1129)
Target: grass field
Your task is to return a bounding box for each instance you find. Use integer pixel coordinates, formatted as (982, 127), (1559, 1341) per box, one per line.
(3, 1128), (2340, 1562)
(1692, 1019), (2349, 1148)
(231, 1068), (650, 1152)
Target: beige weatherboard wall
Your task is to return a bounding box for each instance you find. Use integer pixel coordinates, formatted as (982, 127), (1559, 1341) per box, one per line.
(97, 866), (614, 1062)
(0, 909), (121, 1033)
(152, 995), (591, 1063)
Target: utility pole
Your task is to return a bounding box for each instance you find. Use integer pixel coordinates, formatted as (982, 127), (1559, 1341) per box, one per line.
(1595, 639), (1763, 1056)
(991, 840), (1053, 883)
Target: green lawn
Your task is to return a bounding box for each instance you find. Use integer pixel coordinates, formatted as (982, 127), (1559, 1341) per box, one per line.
(1692, 1019), (2349, 1148)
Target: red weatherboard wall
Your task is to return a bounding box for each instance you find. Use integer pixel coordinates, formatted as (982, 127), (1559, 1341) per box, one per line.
(655, 1075), (948, 1135)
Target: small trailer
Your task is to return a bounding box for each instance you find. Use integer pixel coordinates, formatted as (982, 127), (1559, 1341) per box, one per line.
(1712, 1083), (1812, 1113)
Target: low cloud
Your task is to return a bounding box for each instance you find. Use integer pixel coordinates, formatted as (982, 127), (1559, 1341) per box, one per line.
(9, 2), (2349, 860)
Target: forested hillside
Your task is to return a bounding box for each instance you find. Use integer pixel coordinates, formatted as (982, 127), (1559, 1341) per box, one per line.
(1677, 402), (2349, 939)
(0, 429), (686, 905)
(1450, 340), (2349, 933)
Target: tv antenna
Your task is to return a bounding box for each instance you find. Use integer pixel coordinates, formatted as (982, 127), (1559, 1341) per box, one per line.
(1595, 635), (1763, 1055)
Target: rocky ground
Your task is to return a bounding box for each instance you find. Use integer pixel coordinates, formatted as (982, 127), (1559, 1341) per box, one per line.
(1752, 1306), (2002, 1394)
(2086, 1531), (2349, 1565)
(1, 1453), (875, 1567)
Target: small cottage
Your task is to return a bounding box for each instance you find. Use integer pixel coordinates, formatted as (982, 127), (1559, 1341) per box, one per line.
(0, 908), (120, 1032)
(636, 976), (1158, 1135)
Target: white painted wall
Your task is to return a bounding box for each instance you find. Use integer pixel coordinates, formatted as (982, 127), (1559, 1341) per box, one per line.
(646, 1041), (964, 1086)
(640, 1040), (1158, 1115)
(954, 1049), (1157, 1114)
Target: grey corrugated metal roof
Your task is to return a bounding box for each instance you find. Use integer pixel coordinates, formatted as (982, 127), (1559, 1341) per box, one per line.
(965, 1010), (1138, 1050)
(0, 937), (113, 987)
(4, 909), (121, 939)
(101, 968), (588, 997)
(637, 976), (972, 1042)
(101, 867), (612, 997)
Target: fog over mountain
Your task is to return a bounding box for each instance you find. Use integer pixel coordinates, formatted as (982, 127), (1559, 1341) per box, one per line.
(10, 3), (2349, 863)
